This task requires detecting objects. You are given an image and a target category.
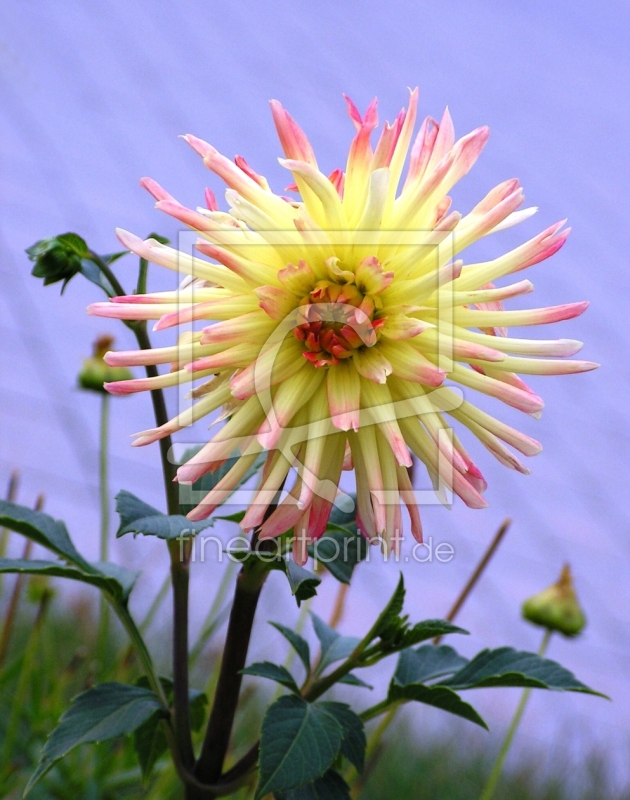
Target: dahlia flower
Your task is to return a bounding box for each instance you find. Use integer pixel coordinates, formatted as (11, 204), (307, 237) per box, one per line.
(89, 89), (596, 562)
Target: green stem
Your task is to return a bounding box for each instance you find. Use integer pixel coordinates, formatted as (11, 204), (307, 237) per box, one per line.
(88, 251), (127, 298)
(97, 393), (111, 675)
(479, 628), (553, 800)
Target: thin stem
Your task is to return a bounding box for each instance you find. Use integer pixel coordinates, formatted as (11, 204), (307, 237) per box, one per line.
(328, 582), (349, 629)
(169, 537), (196, 769)
(99, 393), (111, 561)
(355, 517), (513, 785)
(97, 393), (111, 676)
(434, 518), (512, 645)
(478, 628), (552, 800)
(88, 251), (127, 298)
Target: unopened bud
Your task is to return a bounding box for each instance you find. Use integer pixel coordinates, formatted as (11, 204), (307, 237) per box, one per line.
(78, 335), (132, 393)
(27, 233), (89, 291)
(522, 564), (586, 637)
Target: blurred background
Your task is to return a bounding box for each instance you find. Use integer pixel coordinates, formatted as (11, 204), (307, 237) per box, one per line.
(1, 0), (628, 795)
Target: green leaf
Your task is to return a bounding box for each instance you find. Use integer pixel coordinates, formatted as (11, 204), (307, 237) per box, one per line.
(443, 647), (606, 695)
(0, 500), (91, 571)
(79, 258), (116, 296)
(285, 561), (321, 605)
(363, 573), (406, 645)
(270, 623), (311, 676)
(25, 683), (166, 794)
(275, 769), (351, 799)
(318, 702), (366, 772)
(115, 490), (213, 540)
(308, 525), (368, 584)
(177, 451), (266, 516)
(394, 645), (469, 686)
(257, 695), (344, 799)
(0, 559), (137, 604)
(311, 614), (360, 673)
(396, 620), (469, 650)
(387, 681), (488, 729)
(133, 677), (206, 783)
(100, 250), (129, 265)
(337, 673), (373, 690)
(242, 662), (300, 694)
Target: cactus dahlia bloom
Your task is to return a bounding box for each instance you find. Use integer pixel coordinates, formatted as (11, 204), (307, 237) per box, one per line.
(89, 89), (596, 562)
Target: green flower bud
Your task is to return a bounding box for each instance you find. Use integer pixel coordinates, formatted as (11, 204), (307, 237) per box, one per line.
(78, 335), (133, 394)
(27, 233), (89, 291)
(522, 564), (586, 637)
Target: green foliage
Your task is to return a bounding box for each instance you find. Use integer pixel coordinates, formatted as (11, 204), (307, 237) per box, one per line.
(308, 524), (368, 584)
(270, 623), (311, 676)
(311, 613), (360, 673)
(393, 645), (469, 685)
(177, 450), (266, 516)
(0, 558), (137, 605)
(115, 490), (214, 540)
(27, 233), (90, 292)
(257, 695), (345, 799)
(242, 662), (300, 694)
(275, 769), (352, 799)
(25, 683), (165, 794)
(133, 677), (207, 784)
(317, 702), (366, 772)
(389, 681), (488, 728)
(0, 500), (91, 571)
(442, 647), (607, 696)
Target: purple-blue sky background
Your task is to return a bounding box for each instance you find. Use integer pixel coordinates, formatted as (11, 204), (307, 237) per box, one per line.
(1, 0), (629, 785)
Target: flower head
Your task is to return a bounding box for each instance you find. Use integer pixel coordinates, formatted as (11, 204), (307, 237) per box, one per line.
(89, 90), (596, 562)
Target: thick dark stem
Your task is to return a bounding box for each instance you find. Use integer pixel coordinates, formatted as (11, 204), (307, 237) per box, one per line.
(170, 538), (196, 769)
(194, 564), (268, 784)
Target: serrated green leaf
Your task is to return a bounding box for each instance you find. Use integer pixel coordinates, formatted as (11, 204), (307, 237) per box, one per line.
(115, 490), (213, 540)
(242, 662), (300, 694)
(257, 695), (344, 799)
(270, 623), (311, 676)
(0, 559), (137, 604)
(387, 682), (488, 729)
(311, 614), (361, 673)
(337, 673), (373, 689)
(317, 702), (366, 772)
(275, 769), (351, 799)
(177, 451), (266, 516)
(0, 501), (90, 571)
(25, 683), (165, 794)
(443, 647), (605, 696)
(308, 525), (368, 584)
(133, 677), (206, 783)
(394, 645), (469, 686)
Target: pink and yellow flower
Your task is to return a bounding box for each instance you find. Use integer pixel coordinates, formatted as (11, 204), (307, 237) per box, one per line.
(89, 89), (596, 562)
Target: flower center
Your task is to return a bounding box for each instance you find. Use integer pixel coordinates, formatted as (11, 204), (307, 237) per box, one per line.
(292, 256), (392, 368)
